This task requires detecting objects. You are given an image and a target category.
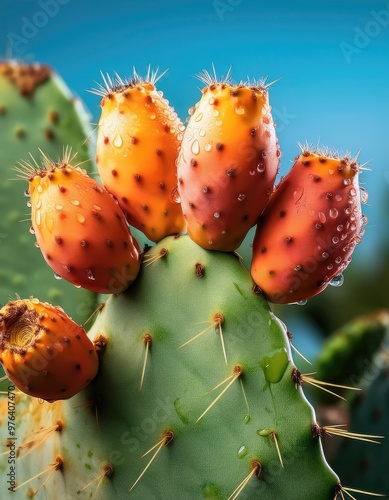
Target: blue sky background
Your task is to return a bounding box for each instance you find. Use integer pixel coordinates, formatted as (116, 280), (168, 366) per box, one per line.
(2, 0), (388, 264)
(1, 0), (388, 266)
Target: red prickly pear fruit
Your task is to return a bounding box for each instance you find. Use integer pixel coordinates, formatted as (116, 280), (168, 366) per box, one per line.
(251, 148), (367, 304)
(95, 70), (187, 242)
(23, 151), (141, 294)
(176, 72), (281, 251)
(0, 298), (98, 401)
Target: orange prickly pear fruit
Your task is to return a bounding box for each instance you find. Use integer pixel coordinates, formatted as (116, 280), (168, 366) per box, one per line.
(0, 298), (98, 401)
(251, 147), (367, 304)
(94, 69), (186, 242)
(21, 150), (141, 294)
(176, 69), (281, 251)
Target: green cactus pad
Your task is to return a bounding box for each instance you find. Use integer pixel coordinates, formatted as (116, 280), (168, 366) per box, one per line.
(5, 235), (341, 499)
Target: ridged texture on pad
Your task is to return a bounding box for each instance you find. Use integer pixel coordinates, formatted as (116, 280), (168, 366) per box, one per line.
(0, 61), (95, 323)
(177, 82), (280, 251)
(96, 80), (186, 242)
(251, 151), (365, 304)
(27, 161), (141, 294)
(6, 236), (339, 499)
(0, 298), (98, 401)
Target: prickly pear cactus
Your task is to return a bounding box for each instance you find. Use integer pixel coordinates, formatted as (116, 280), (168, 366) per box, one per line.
(0, 68), (384, 499)
(0, 61), (96, 322)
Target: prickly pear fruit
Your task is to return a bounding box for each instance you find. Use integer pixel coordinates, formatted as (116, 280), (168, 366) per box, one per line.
(95, 70), (186, 242)
(251, 148), (366, 304)
(0, 298), (98, 401)
(0, 61), (96, 323)
(176, 71), (280, 251)
(23, 151), (141, 294)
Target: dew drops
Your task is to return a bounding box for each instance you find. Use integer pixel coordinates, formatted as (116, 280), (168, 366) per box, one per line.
(55, 204), (63, 211)
(208, 97), (216, 105)
(297, 299), (308, 306)
(360, 186), (368, 204)
(195, 112), (203, 122)
(329, 208), (338, 219)
(238, 194), (246, 201)
(329, 273), (344, 287)
(37, 185), (43, 193)
(86, 269), (95, 281)
(74, 284), (81, 289)
(322, 252), (329, 259)
(54, 273), (62, 280)
(235, 105), (245, 115)
(34, 241), (40, 248)
(335, 194), (342, 202)
(318, 212), (326, 224)
(188, 106), (195, 116)
(349, 188), (357, 197)
(71, 200), (80, 206)
(191, 140), (200, 155)
(178, 123), (185, 132)
(257, 163), (265, 173)
(170, 186), (181, 204)
(24, 189), (30, 197)
(343, 178), (351, 186)
(77, 214), (85, 224)
(293, 187), (304, 204)
(249, 170), (256, 176)
(337, 224), (344, 232)
(113, 134), (123, 147)
(362, 214), (368, 226)
(335, 256), (342, 264)
(35, 210), (41, 226)
(29, 226), (35, 235)
(327, 263), (333, 270)
(332, 236), (339, 244)
(204, 143), (212, 152)
(212, 109), (219, 117)
(199, 129), (206, 137)
(27, 200), (32, 208)
(237, 446), (248, 459)
(214, 212), (221, 218)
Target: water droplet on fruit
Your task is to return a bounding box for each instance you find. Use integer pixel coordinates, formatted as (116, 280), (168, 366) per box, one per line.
(170, 186), (181, 204)
(77, 214), (85, 224)
(191, 140), (200, 155)
(329, 208), (338, 219)
(29, 226), (35, 234)
(71, 200), (80, 206)
(34, 241), (40, 248)
(199, 129), (206, 137)
(235, 105), (245, 115)
(37, 185), (43, 193)
(214, 212), (220, 218)
(332, 236), (339, 244)
(204, 143), (212, 152)
(24, 189), (30, 197)
(349, 188), (357, 197)
(244, 415), (251, 424)
(297, 299), (307, 305)
(27, 201), (32, 208)
(260, 348), (289, 384)
(335, 194), (342, 202)
(329, 273), (344, 287)
(113, 134), (123, 147)
(188, 106), (195, 116)
(86, 269), (95, 281)
(360, 186), (368, 204)
(322, 252), (329, 259)
(212, 109), (219, 117)
(293, 187), (304, 204)
(237, 446), (247, 459)
(35, 210), (41, 226)
(362, 215), (368, 226)
(216, 119), (223, 126)
(257, 163), (265, 173)
(178, 124), (185, 132)
(335, 256), (342, 264)
(343, 178), (351, 186)
(208, 97), (216, 105)
(249, 170), (256, 176)
(318, 212), (326, 223)
(74, 284), (81, 289)
(195, 112), (203, 122)
(54, 273), (62, 280)
(327, 263), (334, 270)
(55, 204), (63, 211)
(238, 194), (245, 201)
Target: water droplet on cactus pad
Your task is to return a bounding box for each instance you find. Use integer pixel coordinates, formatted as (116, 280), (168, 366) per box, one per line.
(113, 134), (123, 147)
(260, 348), (289, 384)
(244, 415), (251, 424)
(54, 273), (62, 280)
(237, 446), (248, 458)
(360, 186), (368, 204)
(329, 273), (344, 287)
(257, 428), (272, 437)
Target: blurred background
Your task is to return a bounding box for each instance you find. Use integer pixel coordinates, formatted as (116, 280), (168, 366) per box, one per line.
(3, 0), (388, 354)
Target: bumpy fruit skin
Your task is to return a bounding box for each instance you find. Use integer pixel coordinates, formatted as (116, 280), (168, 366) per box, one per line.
(0, 299), (98, 401)
(96, 79), (186, 242)
(27, 159), (141, 294)
(177, 81), (280, 251)
(251, 151), (365, 304)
